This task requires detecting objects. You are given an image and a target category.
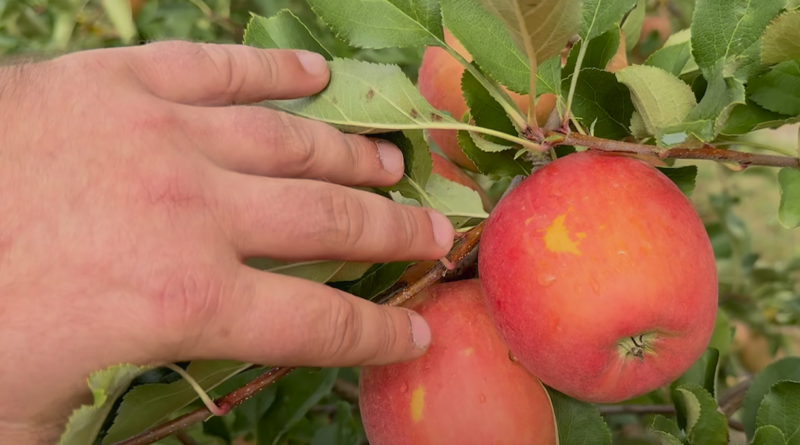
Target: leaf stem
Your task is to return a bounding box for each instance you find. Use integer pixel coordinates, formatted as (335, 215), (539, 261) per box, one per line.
(164, 364), (227, 416)
(441, 45), (529, 133)
(564, 39), (589, 122)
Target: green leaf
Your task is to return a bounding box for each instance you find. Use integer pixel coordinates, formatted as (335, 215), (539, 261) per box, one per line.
(762, 10), (800, 65)
(268, 58), (458, 134)
(477, 0), (582, 68)
(579, 0), (638, 41)
(671, 348), (721, 429)
(753, 425), (788, 445)
(101, 361), (250, 444)
(457, 129), (532, 179)
(616, 65), (697, 137)
(657, 166), (698, 197)
(778, 168), (800, 230)
(246, 259), (373, 283)
(748, 59), (800, 116)
(256, 367), (339, 445)
(722, 99), (800, 135)
(708, 309), (733, 359)
(461, 67), (518, 144)
(418, 173), (489, 221)
(537, 56), (563, 96)
(309, 401), (360, 445)
(564, 27), (621, 75)
(546, 387), (612, 445)
(621, 0), (645, 50)
(305, 0), (442, 49)
(743, 357), (800, 439)
(661, 64), (745, 145)
(382, 130), (433, 188)
(101, 0), (136, 43)
(57, 364), (149, 445)
(332, 261), (413, 300)
(561, 68), (635, 139)
(652, 415), (685, 441)
(645, 39), (694, 77)
(243, 11), (333, 60)
(440, 0), (530, 94)
(755, 381), (800, 443)
(232, 384), (279, 438)
(690, 0), (785, 71)
(676, 385), (729, 445)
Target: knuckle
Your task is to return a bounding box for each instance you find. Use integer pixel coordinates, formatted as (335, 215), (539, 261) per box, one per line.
(279, 114), (319, 172)
(376, 309), (400, 358)
(131, 157), (207, 210)
(319, 292), (363, 361)
(255, 51), (282, 95)
(315, 187), (366, 250)
(393, 206), (421, 253)
(150, 265), (225, 353)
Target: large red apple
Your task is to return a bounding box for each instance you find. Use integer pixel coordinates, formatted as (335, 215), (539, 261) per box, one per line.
(359, 279), (557, 445)
(478, 150), (718, 403)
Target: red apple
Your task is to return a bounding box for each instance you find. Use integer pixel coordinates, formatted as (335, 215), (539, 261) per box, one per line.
(478, 150), (718, 403)
(359, 279), (557, 445)
(418, 30), (535, 172)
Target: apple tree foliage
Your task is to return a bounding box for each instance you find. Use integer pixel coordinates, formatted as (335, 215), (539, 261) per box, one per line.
(11, 0), (795, 443)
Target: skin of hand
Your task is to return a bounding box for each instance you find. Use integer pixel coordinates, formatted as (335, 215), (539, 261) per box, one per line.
(0, 41), (455, 444)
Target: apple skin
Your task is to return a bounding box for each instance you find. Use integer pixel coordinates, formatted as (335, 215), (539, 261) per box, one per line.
(418, 30), (551, 171)
(478, 150), (718, 404)
(359, 279), (557, 445)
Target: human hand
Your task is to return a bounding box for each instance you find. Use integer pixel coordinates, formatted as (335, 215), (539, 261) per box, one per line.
(0, 41), (454, 444)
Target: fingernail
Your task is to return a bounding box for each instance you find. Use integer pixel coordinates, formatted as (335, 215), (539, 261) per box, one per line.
(376, 140), (404, 176)
(409, 312), (431, 350)
(427, 210), (454, 249)
(295, 51), (328, 76)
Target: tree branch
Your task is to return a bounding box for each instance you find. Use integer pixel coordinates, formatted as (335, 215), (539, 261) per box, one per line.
(551, 132), (800, 169)
(111, 221), (487, 445)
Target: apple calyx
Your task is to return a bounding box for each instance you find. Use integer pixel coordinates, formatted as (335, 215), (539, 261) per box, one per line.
(617, 333), (658, 363)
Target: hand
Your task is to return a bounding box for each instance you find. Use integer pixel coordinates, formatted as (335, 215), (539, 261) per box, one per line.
(0, 41), (454, 444)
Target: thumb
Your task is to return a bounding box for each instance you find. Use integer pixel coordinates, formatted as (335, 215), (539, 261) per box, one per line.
(125, 41), (330, 106)
(178, 267), (432, 367)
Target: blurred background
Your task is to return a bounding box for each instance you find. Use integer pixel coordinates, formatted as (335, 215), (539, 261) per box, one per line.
(3, 0), (800, 443)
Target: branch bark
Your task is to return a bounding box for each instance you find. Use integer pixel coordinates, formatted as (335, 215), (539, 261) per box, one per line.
(111, 221), (487, 445)
(552, 132), (800, 169)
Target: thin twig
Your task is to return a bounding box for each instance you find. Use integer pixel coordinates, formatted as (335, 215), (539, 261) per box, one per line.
(552, 132), (800, 169)
(112, 222), (488, 445)
(719, 376), (753, 417)
(379, 220), (486, 307)
(111, 367), (294, 445)
(332, 379), (360, 404)
(174, 431), (198, 445)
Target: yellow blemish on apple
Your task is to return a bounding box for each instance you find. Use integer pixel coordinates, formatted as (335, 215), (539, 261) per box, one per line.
(543, 212), (582, 255)
(463, 347), (474, 356)
(410, 386), (426, 422)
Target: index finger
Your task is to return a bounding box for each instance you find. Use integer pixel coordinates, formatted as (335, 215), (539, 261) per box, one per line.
(124, 41), (330, 106)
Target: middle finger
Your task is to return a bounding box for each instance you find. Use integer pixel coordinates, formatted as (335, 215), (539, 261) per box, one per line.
(208, 170), (455, 261)
(182, 104), (406, 187)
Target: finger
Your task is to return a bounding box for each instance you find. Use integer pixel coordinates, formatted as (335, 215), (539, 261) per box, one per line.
(209, 173), (455, 261)
(178, 267), (432, 367)
(126, 41), (329, 106)
(180, 105), (405, 185)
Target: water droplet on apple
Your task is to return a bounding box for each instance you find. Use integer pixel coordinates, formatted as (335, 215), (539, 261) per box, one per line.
(401, 382), (409, 393)
(537, 273), (556, 287)
(479, 393), (487, 403)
